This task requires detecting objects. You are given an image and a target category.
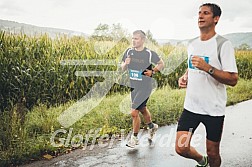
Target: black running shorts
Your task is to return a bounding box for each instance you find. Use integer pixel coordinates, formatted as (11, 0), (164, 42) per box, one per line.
(177, 108), (225, 142)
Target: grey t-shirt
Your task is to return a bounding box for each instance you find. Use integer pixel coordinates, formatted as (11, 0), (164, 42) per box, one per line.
(122, 47), (160, 89)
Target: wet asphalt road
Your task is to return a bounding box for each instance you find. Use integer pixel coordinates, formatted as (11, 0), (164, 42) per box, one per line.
(23, 100), (252, 167)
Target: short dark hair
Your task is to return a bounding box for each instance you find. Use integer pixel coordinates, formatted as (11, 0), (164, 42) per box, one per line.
(133, 30), (146, 39)
(200, 3), (222, 18)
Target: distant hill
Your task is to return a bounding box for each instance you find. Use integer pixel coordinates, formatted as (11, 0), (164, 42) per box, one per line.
(223, 32), (252, 48)
(0, 19), (251, 48)
(157, 33), (252, 48)
(0, 19), (88, 38)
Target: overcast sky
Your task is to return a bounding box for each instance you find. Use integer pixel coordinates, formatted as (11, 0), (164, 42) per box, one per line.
(0, 0), (252, 40)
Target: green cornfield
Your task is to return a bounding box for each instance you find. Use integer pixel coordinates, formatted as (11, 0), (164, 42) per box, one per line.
(1, 31), (252, 112)
(0, 31), (186, 112)
(1, 30), (252, 166)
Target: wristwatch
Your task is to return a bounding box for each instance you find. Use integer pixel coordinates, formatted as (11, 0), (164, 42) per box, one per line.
(208, 66), (215, 75)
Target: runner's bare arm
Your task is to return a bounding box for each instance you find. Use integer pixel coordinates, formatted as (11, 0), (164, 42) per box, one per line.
(121, 56), (131, 71)
(191, 56), (238, 87)
(144, 59), (164, 77)
(178, 69), (188, 88)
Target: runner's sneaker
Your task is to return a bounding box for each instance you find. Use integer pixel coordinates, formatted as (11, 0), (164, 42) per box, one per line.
(195, 156), (209, 167)
(126, 135), (139, 148)
(148, 123), (158, 141)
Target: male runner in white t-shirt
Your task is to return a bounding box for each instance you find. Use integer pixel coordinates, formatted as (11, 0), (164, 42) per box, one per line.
(175, 3), (238, 167)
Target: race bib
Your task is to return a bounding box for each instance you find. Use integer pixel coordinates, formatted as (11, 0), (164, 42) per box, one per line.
(129, 69), (142, 81)
(189, 55), (209, 70)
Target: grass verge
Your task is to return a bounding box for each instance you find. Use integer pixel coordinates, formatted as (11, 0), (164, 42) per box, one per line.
(1, 79), (252, 166)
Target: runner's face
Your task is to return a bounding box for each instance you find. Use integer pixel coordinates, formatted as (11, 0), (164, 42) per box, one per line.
(198, 6), (219, 29)
(132, 34), (144, 49)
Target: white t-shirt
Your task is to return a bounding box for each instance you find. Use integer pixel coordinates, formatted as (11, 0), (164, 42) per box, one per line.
(184, 34), (238, 116)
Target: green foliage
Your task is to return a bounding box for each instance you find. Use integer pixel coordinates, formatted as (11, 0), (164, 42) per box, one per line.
(235, 50), (252, 79)
(1, 79), (252, 166)
(0, 31), (128, 111)
(146, 30), (158, 45)
(1, 29), (252, 166)
(237, 43), (251, 50)
(227, 79), (252, 105)
(91, 23), (130, 41)
(1, 30), (252, 113)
